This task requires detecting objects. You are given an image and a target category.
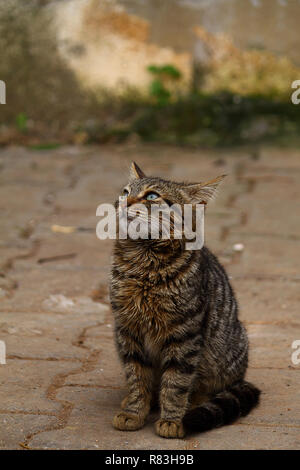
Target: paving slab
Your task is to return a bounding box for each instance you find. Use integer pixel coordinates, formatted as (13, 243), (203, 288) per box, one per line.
(243, 369), (300, 427)
(0, 311), (105, 360)
(232, 278), (300, 325)
(29, 387), (187, 450)
(0, 266), (109, 313)
(248, 323), (300, 369)
(185, 424), (300, 450)
(0, 359), (78, 414)
(0, 414), (57, 450)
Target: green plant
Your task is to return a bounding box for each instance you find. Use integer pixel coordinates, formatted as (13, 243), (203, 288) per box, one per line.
(147, 64), (182, 105)
(149, 80), (171, 105)
(147, 64), (182, 80)
(16, 112), (28, 132)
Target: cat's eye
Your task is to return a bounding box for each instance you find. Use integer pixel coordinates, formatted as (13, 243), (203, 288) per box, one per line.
(146, 192), (159, 201)
(122, 188), (129, 197)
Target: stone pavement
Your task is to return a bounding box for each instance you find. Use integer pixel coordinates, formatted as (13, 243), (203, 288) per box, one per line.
(0, 143), (299, 450)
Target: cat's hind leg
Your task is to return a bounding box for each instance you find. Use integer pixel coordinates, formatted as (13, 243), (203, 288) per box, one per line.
(155, 364), (198, 438)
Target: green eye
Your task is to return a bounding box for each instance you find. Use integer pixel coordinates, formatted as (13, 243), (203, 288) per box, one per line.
(146, 192), (159, 201)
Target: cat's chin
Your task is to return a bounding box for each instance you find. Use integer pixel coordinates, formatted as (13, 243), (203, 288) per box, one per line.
(116, 237), (184, 255)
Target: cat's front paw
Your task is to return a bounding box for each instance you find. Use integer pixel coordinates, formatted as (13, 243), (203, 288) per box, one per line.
(155, 419), (185, 438)
(113, 411), (145, 431)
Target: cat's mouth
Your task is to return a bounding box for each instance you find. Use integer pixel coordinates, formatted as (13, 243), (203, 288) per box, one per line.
(117, 210), (138, 222)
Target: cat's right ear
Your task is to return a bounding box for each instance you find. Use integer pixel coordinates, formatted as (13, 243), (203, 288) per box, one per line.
(129, 162), (146, 182)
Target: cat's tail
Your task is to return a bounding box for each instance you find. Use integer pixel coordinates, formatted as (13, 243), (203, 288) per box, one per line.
(182, 380), (260, 434)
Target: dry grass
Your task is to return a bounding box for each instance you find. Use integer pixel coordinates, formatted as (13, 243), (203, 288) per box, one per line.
(194, 26), (300, 97)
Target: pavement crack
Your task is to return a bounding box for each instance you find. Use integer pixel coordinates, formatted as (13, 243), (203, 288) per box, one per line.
(7, 355), (81, 362)
(0, 409), (56, 417)
(1, 239), (41, 274)
(218, 159), (257, 264)
(19, 322), (103, 450)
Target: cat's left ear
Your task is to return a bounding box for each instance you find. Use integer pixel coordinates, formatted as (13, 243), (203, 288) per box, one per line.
(129, 162), (146, 182)
(184, 175), (226, 203)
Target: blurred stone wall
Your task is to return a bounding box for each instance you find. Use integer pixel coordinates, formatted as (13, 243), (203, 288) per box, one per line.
(53, 0), (191, 90)
(52, 0), (300, 93)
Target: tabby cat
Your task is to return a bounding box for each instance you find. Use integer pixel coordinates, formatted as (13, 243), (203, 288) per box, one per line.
(110, 162), (260, 438)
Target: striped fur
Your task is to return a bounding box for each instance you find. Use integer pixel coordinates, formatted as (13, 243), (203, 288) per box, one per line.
(110, 163), (260, 438)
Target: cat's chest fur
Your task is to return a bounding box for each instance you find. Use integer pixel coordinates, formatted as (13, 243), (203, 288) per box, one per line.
(112, 270), (175, 346)
(111, 243), (193, 356)
(119, 276), (170, 323)
(115, 278), (167, 362)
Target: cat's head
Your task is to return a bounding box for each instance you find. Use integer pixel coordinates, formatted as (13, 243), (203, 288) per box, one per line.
(121, 162), (225, 204)
(116, 162), (225, 243)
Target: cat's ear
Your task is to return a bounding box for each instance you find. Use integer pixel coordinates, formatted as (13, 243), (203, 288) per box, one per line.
(184, 175), (226, 203)
(129, 162), (146, 182)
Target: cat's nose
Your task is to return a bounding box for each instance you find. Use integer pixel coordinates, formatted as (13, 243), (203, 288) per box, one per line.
(117, 198), (126, 216)
(119, 197), (127, 210)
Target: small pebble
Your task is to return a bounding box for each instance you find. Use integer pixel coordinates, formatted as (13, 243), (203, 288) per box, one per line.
(233, 243), (244, 252)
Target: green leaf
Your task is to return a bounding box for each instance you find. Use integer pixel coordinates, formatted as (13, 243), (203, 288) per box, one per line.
(16, 112), (28, 132)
